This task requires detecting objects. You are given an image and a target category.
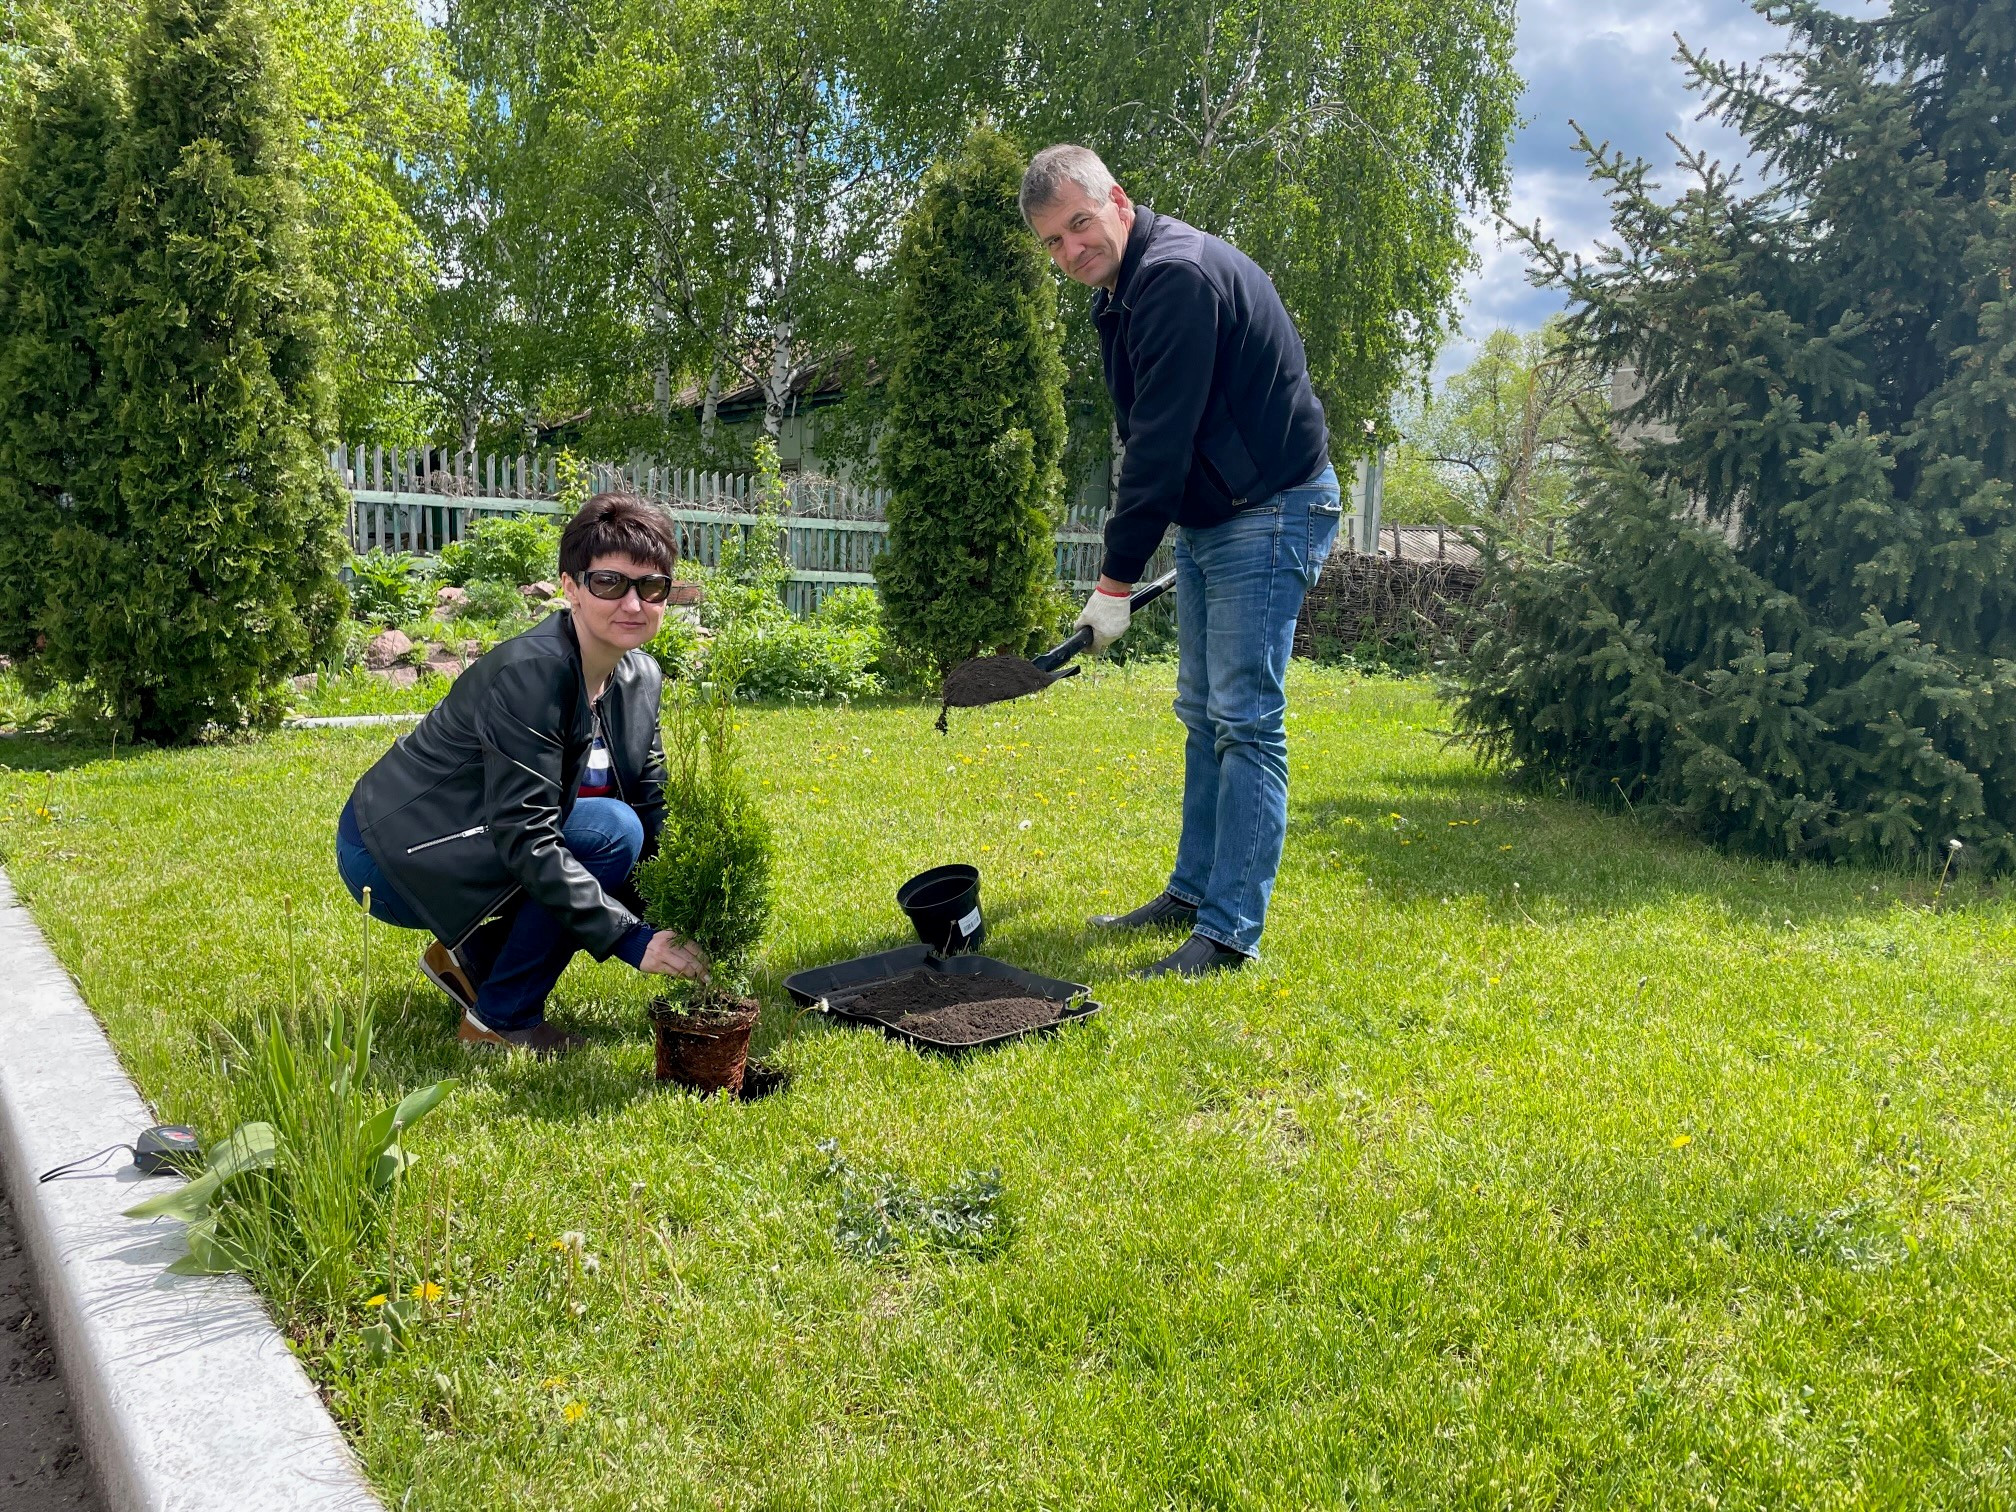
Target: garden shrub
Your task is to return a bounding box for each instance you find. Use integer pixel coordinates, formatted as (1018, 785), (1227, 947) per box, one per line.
(452, 577), (527, 623)
(39, 0), (346, 741)
(649, 442), (883, 701)
(435, 513), (560, 589)
(346, 550), (434, 627)
(633, 678), (774, 983)
(874, 125), (1066, 672)
(0, 41), (118, 662)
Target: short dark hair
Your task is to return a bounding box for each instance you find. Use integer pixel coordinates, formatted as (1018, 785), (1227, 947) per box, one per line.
(559, 492), (678, 582)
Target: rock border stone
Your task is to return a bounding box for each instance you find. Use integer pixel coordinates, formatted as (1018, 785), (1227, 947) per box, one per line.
(0, 866), (382, 1511)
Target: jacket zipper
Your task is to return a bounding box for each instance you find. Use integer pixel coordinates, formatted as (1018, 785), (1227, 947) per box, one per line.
(407, 824), (488, 855)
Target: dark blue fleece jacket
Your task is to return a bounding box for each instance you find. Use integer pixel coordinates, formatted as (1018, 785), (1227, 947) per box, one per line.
(1093, 207), (1330, 583)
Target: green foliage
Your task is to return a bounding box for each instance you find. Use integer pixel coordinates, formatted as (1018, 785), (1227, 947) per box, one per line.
(1384, 323), (1608, 533)
(271, 0), (465, 442)
(1451, 0), (2016, 868)
(632, 677), (774, 983)
(0, 39), (118, 661)
(35, 0), (346, 742)
(125, 999), (452, 1317)
(346, 550), (433, 626)
(651, 442), (882, 700)
(435, 512), (561, 588)
(875, 126), (1065, 672)
(814, 1139), (1009, 1262)
(453, 577), (528, 623)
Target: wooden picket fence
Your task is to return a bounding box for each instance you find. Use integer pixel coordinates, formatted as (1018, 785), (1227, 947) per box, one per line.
(334, 444), (1372, 615)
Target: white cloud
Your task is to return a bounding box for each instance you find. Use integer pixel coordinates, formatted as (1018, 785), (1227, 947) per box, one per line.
(1438, 0), (1879, 380)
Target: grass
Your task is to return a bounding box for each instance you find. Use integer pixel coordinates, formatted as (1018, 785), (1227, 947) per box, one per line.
(3, 662), (2016, 1507)
(292, 666), (450, 719)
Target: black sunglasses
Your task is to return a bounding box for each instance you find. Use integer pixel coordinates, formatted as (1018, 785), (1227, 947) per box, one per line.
(579, 568), (673, 604)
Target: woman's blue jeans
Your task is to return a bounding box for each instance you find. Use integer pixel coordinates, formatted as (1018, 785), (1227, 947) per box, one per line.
(1167, 464), (1342, 956)
(336, 796), (644, 1032)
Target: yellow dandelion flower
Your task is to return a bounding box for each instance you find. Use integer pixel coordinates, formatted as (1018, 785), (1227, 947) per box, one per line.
(563, 1401), (587, 1424)
(540, 1376), (568, 1390)
(1670, 1134), (1692, 1149)
(410, 1281), (444, 1302)
(365, 1294), (388, 1308)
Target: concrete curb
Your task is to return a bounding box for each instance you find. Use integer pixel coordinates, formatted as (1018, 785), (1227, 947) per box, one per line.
(284, 714), (425, 730)
(0, 865), (383, 1511)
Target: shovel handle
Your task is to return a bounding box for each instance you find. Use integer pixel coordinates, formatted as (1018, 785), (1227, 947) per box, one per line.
(1030, 570), (1178, 674)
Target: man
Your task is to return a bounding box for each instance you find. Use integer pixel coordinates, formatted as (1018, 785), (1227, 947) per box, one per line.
(1023, 144), (1342, 978)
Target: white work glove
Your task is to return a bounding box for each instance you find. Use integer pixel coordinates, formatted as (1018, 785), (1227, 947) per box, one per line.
(1075, 585), (1131, 651)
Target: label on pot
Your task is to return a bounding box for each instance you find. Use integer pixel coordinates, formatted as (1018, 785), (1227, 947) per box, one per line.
(956, 907), (982, 939)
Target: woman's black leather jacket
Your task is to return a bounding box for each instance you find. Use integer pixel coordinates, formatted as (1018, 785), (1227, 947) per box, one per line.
(347, 611), (668, 956)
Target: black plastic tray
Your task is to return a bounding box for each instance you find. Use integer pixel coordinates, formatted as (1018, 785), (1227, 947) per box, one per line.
(783, 946), (1099, 1053)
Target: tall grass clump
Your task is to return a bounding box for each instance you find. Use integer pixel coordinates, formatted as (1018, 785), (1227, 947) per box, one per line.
(127, 905), (451, 1336)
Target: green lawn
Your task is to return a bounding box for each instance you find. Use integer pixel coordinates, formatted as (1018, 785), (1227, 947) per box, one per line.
(4, 663), (2015, 1508)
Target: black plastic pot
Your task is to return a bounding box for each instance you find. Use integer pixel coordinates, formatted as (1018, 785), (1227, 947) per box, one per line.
(896, 864), (984, 955)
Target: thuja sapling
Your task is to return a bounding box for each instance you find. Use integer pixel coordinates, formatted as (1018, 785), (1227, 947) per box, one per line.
(633, 674), (776, 1092)
(633, 675), (776, 1009)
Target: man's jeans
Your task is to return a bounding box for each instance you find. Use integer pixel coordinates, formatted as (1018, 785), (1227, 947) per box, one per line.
(336, 796), (644, 1032)
(1168, 464), (1342, 955)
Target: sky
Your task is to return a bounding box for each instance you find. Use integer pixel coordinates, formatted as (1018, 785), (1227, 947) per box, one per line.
(1441, 0), (1877, 379)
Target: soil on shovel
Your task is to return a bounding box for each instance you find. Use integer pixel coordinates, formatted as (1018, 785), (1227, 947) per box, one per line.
(937, 656), (1056, 731)
(834, 968), (1064, 1045)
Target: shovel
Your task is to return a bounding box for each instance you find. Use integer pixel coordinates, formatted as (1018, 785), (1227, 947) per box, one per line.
(937, 570), (1178, 731)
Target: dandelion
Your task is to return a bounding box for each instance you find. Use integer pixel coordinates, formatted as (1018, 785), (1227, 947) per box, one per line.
(563, 1401), (587, 1424)
(630, 1181), (646, 1199)
(581, 1254), (601, 1276)
(1949, 837), (1964, 852)
(410, 1281), (444, 1302)
(365, 1294), (389, 1308)
(1018, 820), (1032, 831)
(541, 1376), (568, 1390)
(1670, 1134), (1692, 1149)
(554, 1230), (586, 1255)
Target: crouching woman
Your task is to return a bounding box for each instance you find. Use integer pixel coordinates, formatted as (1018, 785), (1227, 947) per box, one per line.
(334, 492), (708, 1058)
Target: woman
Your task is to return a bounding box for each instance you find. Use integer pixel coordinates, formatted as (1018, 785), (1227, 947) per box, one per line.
(335, 492), (709, 1058)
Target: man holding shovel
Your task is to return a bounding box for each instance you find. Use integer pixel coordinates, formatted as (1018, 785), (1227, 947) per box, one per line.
(1022, 144), (1341, 978)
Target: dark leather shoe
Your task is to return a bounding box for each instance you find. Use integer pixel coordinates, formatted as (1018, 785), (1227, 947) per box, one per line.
(1132, 933), (1250, 980)
(1090, 890), (1199, 931)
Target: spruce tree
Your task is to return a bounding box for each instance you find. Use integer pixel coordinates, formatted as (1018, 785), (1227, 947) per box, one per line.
(875, 125), (1066, 671)
(41, 0), (345, 740)
(1451, 0), (2016, 867)
(0, 41), (119, 662)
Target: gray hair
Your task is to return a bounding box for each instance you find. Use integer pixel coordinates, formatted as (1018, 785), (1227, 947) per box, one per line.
(1019, 144), (1118, 223)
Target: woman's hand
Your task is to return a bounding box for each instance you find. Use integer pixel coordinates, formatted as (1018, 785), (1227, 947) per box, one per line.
(641, 931), (710, 982)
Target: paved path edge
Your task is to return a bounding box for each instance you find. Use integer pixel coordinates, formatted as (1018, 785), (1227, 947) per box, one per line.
(0, 864), (383, 1512)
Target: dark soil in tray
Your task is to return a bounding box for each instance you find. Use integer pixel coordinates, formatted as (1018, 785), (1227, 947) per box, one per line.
(832, 968), (1065, 1045)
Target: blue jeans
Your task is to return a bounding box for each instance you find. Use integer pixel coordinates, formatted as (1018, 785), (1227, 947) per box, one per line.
(336, 796), (644, 1032)
(1167, 464), (1342, 956)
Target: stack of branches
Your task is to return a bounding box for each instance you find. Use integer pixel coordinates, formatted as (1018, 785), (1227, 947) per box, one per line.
(1295, 552), (1485, 659)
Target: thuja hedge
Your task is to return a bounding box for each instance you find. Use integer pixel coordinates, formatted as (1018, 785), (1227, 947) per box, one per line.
(0, 0), (345, 741)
